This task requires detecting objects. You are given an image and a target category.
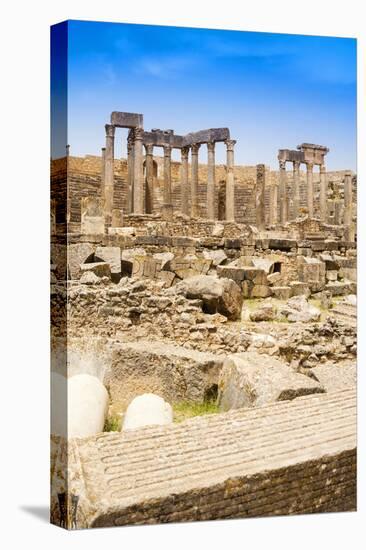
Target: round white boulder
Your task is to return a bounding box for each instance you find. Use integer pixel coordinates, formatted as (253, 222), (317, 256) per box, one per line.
(122, 393), (173, 431)
(68, 374), (109, 438)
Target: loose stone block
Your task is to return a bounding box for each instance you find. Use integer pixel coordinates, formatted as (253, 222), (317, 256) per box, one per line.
(271, 286), (292, 300)
(203, 249), (228, 266)
(65, 390), (356, 528)
(104, 341), (224, 410)
(217, 265), (246, 283)
(326, 270), (338, 282)
(95, 246), (121, 276)
(80, 262), (111, 278)
(289, 281), (310, 297)
(279, 295), (321, 323)
(218, 352), (324, 411)
(267, 272), (281, 285)
(132, 255), (160, 279)
(310, 362), (356, 393)
(68, 243), (95, 280)
(177, 275), (243, 320)
(212, 223), (225, 237)
(250, 284), (272, 298)
(81, 197), (105, 235)
(122, 393), (173, 431)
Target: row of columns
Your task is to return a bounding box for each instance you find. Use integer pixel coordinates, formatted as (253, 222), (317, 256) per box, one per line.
(278, 160), (328, 223)
(104, 127), (237, 221)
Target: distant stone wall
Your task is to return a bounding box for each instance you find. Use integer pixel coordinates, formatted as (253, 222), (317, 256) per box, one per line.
(51, 155), (356, 231)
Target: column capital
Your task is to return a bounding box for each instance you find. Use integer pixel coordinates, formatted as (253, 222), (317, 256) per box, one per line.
(105, 124), (115, 138)
(134, 127), (144, 141)
(225, 139), (236, 151)
(293, 160), (300, 170)
(306, 162), (314, 171)
(279, 159), (286, 170)
(145, 143), (154, 156)
(320, 163), (326, 173)
(191, 143), (200, 154)
(207, 141), (215, 153)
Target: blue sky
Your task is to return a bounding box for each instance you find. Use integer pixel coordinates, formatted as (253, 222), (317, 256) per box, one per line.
(53, 20), (356, 169)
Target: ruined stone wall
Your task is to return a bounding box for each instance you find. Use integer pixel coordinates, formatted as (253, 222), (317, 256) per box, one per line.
(52, 155), (355, 231)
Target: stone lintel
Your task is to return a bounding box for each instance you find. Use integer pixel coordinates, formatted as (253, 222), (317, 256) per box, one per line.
(183, 127), (230, 146)
(110, 111), (143, 128)
(278, 149), (304, 163)
(143, 131), (184, 149)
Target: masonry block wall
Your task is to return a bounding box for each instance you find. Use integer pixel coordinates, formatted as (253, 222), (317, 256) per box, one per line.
(51, 155), (356, 231)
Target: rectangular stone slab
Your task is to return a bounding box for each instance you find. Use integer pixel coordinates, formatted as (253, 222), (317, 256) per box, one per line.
(110, 111), (143, 128)
(71, 389), (356, 528)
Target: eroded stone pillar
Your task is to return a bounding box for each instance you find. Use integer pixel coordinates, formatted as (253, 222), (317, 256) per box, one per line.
(207, 141), (216, 220)
(334, 200), (343, 225)
(293, 161), (300, 219)
(133, 127), (144, 214)
(127, 132), (134, 213)
(306, 162), (314, 218)
(180, 146), (190, 216)
(191, 143), (200, 218)
(319, 164), (327, 221)
(343, 170), (354, 241)
(269, 183), (278, 226)
(225, 139), (236, 222)
(145, 144), (154, 214)
(255, 164), (266, 230)
(101, 147), (106, 190)
(162, 145), (173, 220)
(104, 124), (115, 226)
(279, 160), (287, 224)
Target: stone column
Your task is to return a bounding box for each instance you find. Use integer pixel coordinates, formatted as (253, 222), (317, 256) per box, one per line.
(207, 141), (216, 220)
(279, 160), (287, 224)
(191, 143), (200, 218)
(225, 139), (236, 221)
(163, 144), (173, 220)
(319, 163), (327, 221)
(306, 162), (314, 218)
(343, 170), (354, 241)
(255, 164), (266, 230)
(127, 132), (134, 213)
(269, 183), (278, 226)
(145, 144), (154, 214)
(334, 199), (343, 225)
(180, 146), (190, 216)
(104, 124), (115, 226)
(293, 161), (300, 219)
(101, 147), (106, 190)
(133, 127), (144, 214)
